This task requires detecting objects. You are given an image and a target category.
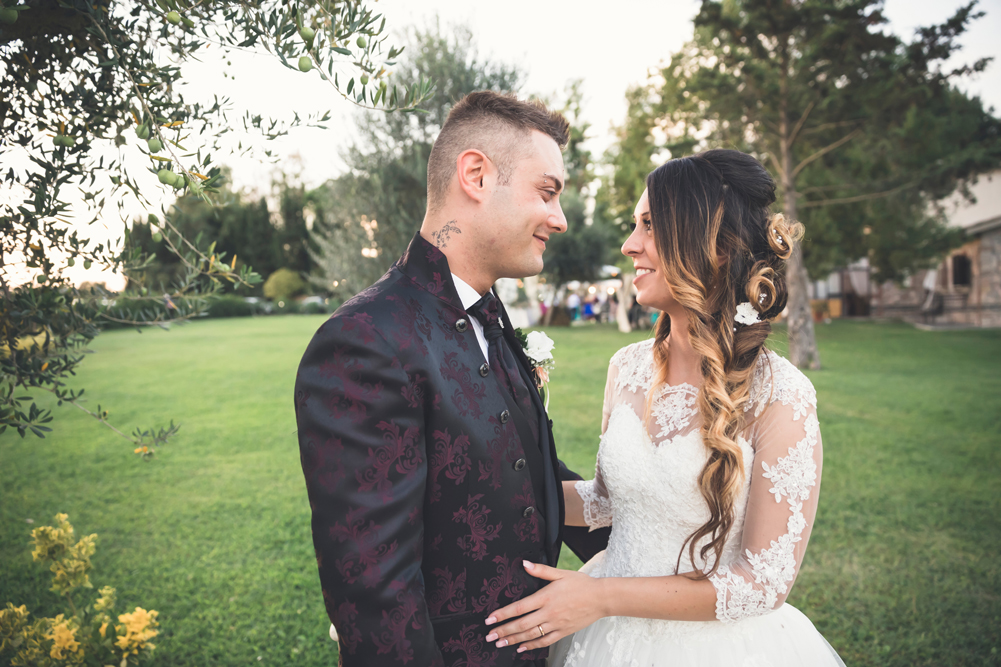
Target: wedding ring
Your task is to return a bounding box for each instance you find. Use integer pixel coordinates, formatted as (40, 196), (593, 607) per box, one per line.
(537, 624), (546, 638)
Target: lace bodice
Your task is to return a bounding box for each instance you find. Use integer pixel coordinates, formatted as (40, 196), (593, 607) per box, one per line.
(575, 339), (823, 624)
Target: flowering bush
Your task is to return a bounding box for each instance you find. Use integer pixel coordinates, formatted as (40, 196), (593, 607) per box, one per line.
(0, 514), (159, 666)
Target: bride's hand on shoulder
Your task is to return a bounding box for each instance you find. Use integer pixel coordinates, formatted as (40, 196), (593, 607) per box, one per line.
(483, 560), (606, 652)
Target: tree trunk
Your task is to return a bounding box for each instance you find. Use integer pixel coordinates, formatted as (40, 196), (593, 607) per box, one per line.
(779, 44), (821, 370)
(523, 275), (542, 326)
(617, 273), (634, 333)
(542, 284), (564, 326)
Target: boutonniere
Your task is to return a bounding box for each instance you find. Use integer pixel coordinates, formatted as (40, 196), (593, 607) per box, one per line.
(514, 329), (556, 409)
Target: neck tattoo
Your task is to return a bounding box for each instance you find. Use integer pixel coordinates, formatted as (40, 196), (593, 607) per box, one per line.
(432, 219), (461, 249)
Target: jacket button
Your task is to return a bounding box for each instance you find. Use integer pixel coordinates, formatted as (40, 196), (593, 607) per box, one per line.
(455, 318), (468, 332)
(522, 506), (535, 518)
(513, 458), (527, 471)
(500, 410), (510, 424)
(479, 363), (490, 377)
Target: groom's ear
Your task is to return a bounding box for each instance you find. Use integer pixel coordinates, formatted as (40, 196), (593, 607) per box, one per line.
(455, 149), (491, 203)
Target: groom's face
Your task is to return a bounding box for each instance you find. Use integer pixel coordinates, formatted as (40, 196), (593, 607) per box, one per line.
(480, 130), (568, 278)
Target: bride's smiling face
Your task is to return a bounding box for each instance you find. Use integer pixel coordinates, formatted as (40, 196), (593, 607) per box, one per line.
(622, 188), (675, 311)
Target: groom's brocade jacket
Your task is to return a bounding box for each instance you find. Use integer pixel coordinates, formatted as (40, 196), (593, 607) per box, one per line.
(295, 233), (608, 667)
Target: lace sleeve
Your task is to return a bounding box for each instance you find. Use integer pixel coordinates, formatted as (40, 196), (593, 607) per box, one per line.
(576, 355), (619, 531)
(709, 370), (822, 622)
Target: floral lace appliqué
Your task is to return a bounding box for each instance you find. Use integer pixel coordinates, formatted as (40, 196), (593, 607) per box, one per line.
(651, 383), (699, 441)
(709, 412), (819, 623)
(575, 479), (613, 531)
(746, 350), (817, 420)
(611, 339), (655, 394)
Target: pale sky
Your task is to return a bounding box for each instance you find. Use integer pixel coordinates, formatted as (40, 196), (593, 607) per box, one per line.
(16, 0), (1000, 287)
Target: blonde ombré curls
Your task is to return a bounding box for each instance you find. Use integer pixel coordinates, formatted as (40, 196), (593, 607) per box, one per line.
(645, 149), (798, 578)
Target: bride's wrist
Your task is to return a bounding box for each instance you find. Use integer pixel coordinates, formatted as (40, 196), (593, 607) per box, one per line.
(595, 577), (615, 617)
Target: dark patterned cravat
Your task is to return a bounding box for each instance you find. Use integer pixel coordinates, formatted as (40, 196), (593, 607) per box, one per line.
(466, 292), (531, 406)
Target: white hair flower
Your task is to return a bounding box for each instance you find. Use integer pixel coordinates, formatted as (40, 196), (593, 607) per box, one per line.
(735, 301), (762, 326)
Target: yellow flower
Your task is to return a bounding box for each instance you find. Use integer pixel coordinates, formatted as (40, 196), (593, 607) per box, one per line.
(94, 586), (116, 614)
(46, 615), (80, 660)
(99, 621), (108, 638)
(115, 607), (158, 656)
(134, 447), (142, 454)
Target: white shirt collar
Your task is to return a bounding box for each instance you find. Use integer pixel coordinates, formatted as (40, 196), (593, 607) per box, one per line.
(452, 273), (486, 310)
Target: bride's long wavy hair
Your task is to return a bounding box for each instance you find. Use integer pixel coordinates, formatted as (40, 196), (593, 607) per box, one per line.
(645, 149), (803, 578)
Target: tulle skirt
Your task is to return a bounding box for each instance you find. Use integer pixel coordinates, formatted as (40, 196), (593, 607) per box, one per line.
(547, 555), (845, 667)
(547, 603), (845, 667)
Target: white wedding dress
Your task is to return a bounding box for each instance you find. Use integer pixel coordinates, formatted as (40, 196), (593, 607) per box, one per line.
(548, 339), (845, 667)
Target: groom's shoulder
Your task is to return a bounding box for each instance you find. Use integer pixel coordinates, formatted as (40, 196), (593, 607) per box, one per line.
(307, 260), (453, 348)
(307, 267), (410, 344)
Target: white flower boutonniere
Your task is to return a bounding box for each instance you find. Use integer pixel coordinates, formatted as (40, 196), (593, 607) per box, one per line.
(516, 329), (556, 409)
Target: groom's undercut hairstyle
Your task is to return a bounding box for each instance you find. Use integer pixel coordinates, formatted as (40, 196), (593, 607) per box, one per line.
(426, 91), (570, 213)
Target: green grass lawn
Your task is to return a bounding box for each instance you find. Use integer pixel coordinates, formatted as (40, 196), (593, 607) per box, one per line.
(1, 317), (999, 666)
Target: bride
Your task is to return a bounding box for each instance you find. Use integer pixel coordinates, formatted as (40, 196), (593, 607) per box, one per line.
(482, 149), (845, 666)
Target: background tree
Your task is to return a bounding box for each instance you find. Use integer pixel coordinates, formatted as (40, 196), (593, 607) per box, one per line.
(1, 0), (431, 446)
(603, 0), (1000, 368)
(308, 22), (522, 299)
(540, 80), (613, 323)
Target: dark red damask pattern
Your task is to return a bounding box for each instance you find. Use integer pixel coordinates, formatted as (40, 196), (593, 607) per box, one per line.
(402, 370), (442, 410)
(472, 555), (528, 614)
(318, 349), (384, 424)
(355, 421), (423, 501)
(296, 233), (574, 666)
(330, 600), (363, 655)
(427, 566), (468, 617)
(440, 352), (487, 418)
(512, 480), (541, 543)
(340, 311), (378, 344)
(478, 415), (521, 490)
(300, 433), (345, 491)
(453, 494), (502, 561)
(442, 624), (499, 667)
(428, 428), (472, 504)
(329, 508), (399, 587)
(373, 581), (426, 663)
(387, 294), (433, 357)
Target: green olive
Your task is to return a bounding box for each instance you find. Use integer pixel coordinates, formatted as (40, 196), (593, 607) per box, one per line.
(158, 169), (173, 184)
(298, 56), (312, 72)
(166, 10), (181, 24)
(136, 123), (150, 139)
(0, 8), (18, 24)
(152, 232), (163, 242)
(84, 260), (92, 270)
(360, 74), (369, 85)
(299, 26), (315, 42)
(356, 36), (367, 48)
(148, 137), (162, 153)
(67, 258), (75, 267)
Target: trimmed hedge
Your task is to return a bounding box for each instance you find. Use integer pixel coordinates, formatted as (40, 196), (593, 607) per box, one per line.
(95, 295), (337, 330)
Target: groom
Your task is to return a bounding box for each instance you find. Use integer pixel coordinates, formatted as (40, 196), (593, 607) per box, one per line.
(294, 91), (609, 667)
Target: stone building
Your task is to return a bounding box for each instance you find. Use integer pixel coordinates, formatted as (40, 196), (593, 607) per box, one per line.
(867, 171), (1001, 327)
